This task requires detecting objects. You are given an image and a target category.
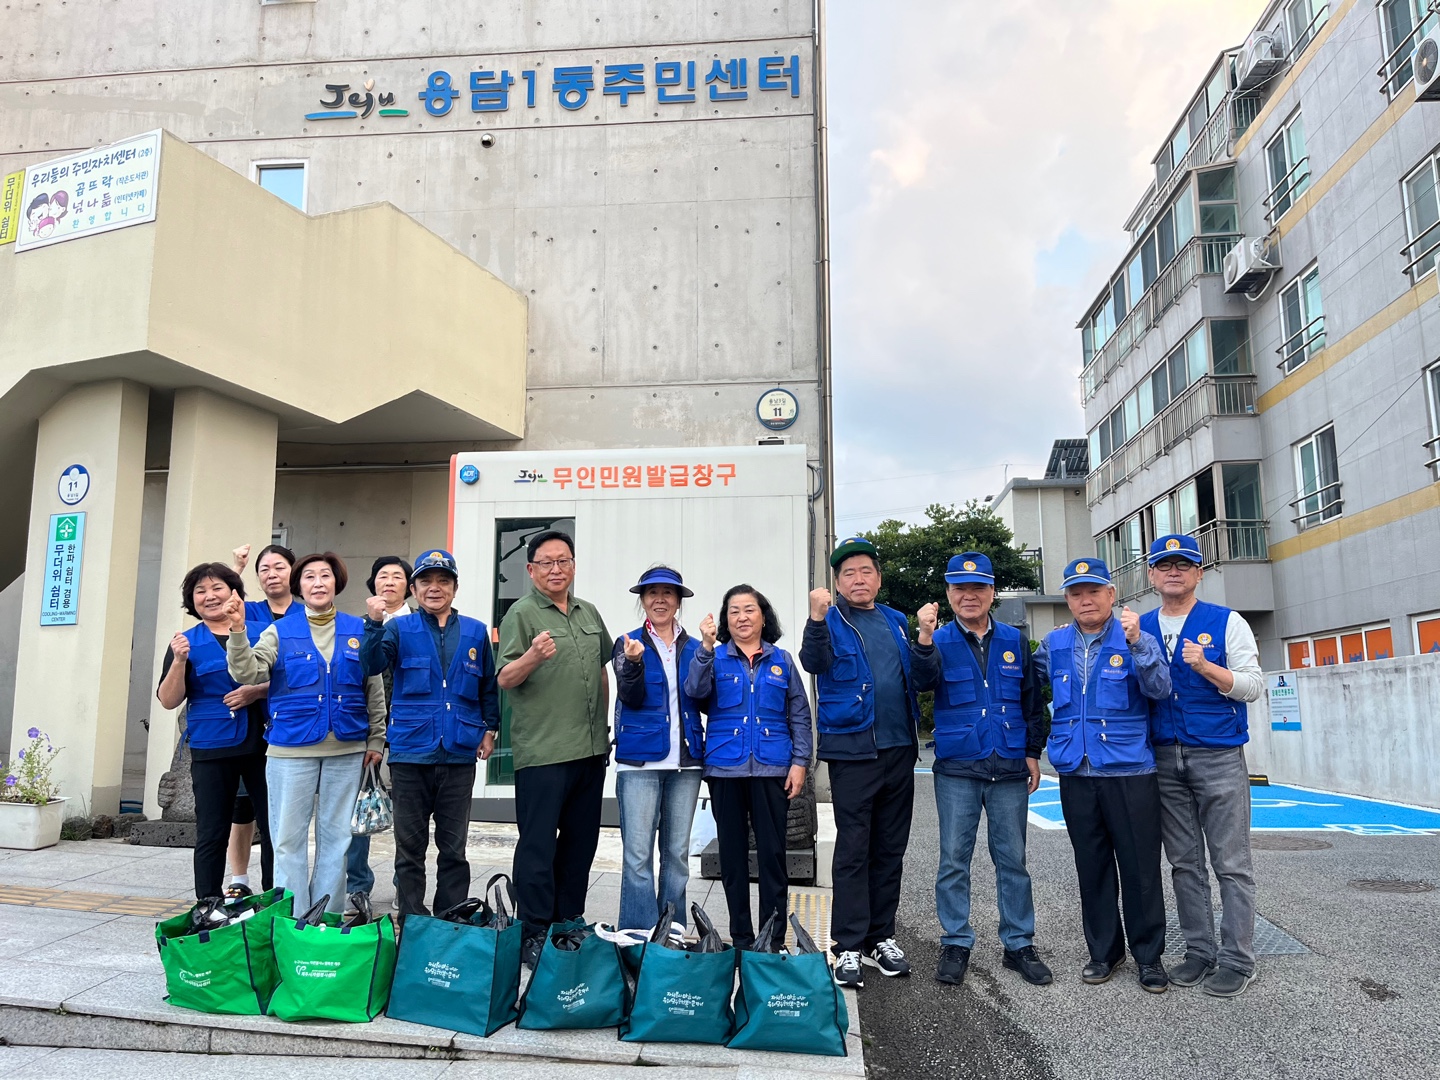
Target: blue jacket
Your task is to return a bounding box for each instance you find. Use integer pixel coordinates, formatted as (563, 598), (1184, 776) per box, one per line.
(376, 612), (497, 756)
(1140, 601), (1248, 748)
(182, 621), (262, 750)
(612, 627), (705, 766)
(929, 619), (1028, 762)
(798, 602), (918, 761)
(1043, 619), (1161, 775)
(266, 612), (370, 748)
(684, 641), (813, 779)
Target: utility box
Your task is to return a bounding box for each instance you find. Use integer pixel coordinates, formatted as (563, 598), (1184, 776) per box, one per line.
(448, 444), (814, 822)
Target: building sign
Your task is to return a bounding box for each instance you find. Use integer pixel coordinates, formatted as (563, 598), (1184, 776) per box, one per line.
(1269, 672), (1302, 731)
(757, 388), (800, 431)
(14, 130), (161, 253)
(0, 170), (24, 245)
(57, 464), (91, 506)
(510, 461), (738, 491)
(42, 513), (86, 627)
(305, 54), (801, 123)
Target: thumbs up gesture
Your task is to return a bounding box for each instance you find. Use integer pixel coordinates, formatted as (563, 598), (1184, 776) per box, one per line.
(1119, 605), (1141, 644)
(621, 634), (645, 662)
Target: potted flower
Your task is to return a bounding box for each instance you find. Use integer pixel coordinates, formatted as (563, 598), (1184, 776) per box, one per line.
(0, 728), (67, 850)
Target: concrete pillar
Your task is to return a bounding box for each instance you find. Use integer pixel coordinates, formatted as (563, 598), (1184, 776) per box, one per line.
(142, 389), (278, 817)
(11, 380), (149, 816)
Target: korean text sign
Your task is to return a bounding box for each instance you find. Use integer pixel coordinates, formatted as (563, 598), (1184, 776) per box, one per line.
(42, 513), (86, 627)
(15, 130), (162, 253)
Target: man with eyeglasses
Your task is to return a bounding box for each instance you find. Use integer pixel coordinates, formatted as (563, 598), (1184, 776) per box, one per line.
(1139, 534), (1264, 999)
(496, 530), (614, 967)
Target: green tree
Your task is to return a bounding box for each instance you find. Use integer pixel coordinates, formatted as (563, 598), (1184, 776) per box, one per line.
(861, 501), (1039, 618)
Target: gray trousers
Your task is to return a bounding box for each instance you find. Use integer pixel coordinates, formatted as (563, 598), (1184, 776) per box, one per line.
(1154, 744), (1256, 976)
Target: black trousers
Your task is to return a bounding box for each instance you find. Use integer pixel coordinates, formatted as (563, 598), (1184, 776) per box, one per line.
(391, 761), (476, 919)
(828, 746), (916, 953)
(708, 774), (790, 950)
(513, 754), (606, 940)
(191, 752), (273, 899)
(1058, 772), (1167, 966)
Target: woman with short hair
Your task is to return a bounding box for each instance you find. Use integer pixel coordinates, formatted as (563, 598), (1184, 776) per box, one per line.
(226, 552), (385, 914)
(156, 562), (273, 904)
(684, 584), (812, 950)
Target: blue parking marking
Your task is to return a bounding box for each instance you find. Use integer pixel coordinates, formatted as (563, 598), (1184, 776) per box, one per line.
(1026, 776), (1440, 834)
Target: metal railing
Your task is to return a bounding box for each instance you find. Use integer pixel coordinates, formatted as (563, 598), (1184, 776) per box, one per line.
(1423, 432), (1440, 473)
(1011, 548), (1045, 594)
(1264, 155), (1312, 223)
(1086, 374), (1259, 506)
(1376, 3), (1440, 97)
(1400, 217), (1440, 282)
(1287, 4), (1330, 63)
(1081, 234), (1241, 402)
(1111, 518), (1270, 602)
(1290, 480), (1344, 528)
(1232, 93), (1265, 141)
(1276, 314), (1326, 372)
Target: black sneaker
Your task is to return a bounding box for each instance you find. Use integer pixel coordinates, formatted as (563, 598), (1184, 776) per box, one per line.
(1201, 966), (1253, 998)
(521, 934), (544, 971)
(935, 944), (971, 985)
(1169, 954), (1216, 987)
(832, 950), (864, 989)
(189, 896), (228, 934)
(1138, 961), (1170, 994)
(1002, 945), (1054, 986)
(863, 938), (911, 977)
(1081, 957), (1124, 984)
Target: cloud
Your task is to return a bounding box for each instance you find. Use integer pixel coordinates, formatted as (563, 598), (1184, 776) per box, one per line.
(827, 0), (1261, 533)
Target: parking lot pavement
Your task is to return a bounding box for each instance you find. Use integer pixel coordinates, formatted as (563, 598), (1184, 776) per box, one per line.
(858, 772), (1440, 1080)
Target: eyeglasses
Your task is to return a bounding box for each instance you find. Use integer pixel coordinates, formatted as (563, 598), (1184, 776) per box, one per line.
(1152, 560), (1198, 572)
(531, 558), (575, 571)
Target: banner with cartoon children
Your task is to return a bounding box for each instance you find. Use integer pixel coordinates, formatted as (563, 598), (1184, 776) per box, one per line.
(14, 129), (162, 252)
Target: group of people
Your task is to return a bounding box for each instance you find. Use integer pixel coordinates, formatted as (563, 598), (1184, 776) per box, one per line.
(158, 524), (1262, 999)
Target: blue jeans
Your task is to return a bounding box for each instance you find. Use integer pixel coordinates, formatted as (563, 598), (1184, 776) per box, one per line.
(934, 773), (1035, 950)
(616, 768), (703, 932)
(266, 753), (364, 914)
(346, 834), (375, 895)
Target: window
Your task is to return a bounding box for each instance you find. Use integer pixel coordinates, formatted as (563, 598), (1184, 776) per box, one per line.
(1279, 266), (1325, 372)
(1425, 361), (1440, 478)
(1157, 205), (1177, 267)
(1211, 319), (1251, 374)
(1293, 424), (1341, 527)
(1173, 183), (1196, 248)
(1197, 167), (1238, 235)
(1402, 154), (1440, 282)
(1286, 0), (1328, 58)
(252, 160), (308, 211)
(1152, 495), (1174, 538)
(1126, 252), (1145, 315)
(1266, 113), (1310, 221)
(1287, 624), (1395, 668)
(1414, 611), (1440, 654)
(1380, 0), (1438, 96)
(1175, 478), (1200, 535)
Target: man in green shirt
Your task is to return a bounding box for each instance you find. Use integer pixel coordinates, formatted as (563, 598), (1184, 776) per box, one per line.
(497, 530), (613, 965)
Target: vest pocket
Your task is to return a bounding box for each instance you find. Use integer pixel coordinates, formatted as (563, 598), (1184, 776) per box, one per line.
(1051, 670), (1073, 708)
(932, 719), (982, 761)
(755, 724), (793, 767)
(399, 656), (431, 695)
(281, 650), (320, 689)
(1046, 719), (1082, 772)
(938, 644), (977, 704)
(1093, 724), (1150, 768)
(757, 672), (788, 717)
(714, 673), (744, 710)
(703, 723), (745, 767)
(827, 652), (859, 683)
(1096, 669), (1131, 710)
(388, 703), (437, 752)
(618, 713), (669, 761)
(458, 659), (483, 701)
(997, 706), (1028, 752)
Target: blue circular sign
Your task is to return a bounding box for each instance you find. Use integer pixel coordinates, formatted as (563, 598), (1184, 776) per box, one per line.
(458, 464), (480, 486)
(756, 388), (799, 431)
(58, 464), (90, 506)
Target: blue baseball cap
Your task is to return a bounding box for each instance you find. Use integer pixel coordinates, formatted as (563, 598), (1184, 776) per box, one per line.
(944, 551), (995, 585)
(629, 566), (693, 598)
(1061, 557), (1112, 589)
(411, 548), (459, 581)
(1147, 533), (1203, 566)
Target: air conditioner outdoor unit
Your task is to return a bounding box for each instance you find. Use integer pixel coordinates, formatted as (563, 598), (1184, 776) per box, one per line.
(1415, 29), (1440, 101)
(1223, 236), (1281, 294)
(1236, 31), (1286, 91)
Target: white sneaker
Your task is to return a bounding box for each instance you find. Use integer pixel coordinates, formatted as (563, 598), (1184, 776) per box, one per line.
(863, 937), (912, 977)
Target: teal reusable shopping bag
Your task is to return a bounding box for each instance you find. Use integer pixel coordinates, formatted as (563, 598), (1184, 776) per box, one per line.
(619, 940), (736, 1044)
(727, 915), (849, 1057)
(516, 920), (627, 1030)
(386, 875), (523, 1037)
(155, 888), (294, 1015)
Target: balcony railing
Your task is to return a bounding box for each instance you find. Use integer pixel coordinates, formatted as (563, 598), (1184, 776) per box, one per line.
(1085, 374), (1259, 507)
(1290, 480), (1343, 528)
(1111, 518), (1270, 602)
(1424, 433), (1440, 475)
(1232, 93), (1265, 141)
(1401, 218), (1440, 283)
(1138, 101), (1235, 237)
(1376, 4), (1440, 98)
(1276, 314), (1326, 373)
(1264, 155), (1311, 224)
(1286, 3), (1329, 64)
(1007, 548), (1045, 595)
(1081, 234), (1241, 402)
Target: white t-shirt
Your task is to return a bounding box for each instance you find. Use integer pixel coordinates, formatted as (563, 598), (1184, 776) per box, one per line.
(1156, 609), (1264, 703)
(616, 625), (696, 771)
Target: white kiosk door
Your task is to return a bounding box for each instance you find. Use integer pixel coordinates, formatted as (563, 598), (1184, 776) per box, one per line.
(449, 445), (813, 820)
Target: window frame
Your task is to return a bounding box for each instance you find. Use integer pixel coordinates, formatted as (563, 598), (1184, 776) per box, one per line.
(251, 158), (309, 212)
(1292, 423), (1342, 528)
(1424, 359), (1440, 479)
(1265, 111), (1311, 223)
(1378, 0), (1437, 97)
(1402, 152), (1440, 283)
(1286, 622), (1396, 668)
(1413, 610), (1440, 654)
(1278, 263), (1326, 373)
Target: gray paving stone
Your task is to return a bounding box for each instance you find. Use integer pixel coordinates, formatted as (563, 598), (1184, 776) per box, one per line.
(0, 958), (123, 1009)
(0, 1046), (59, 1071)
(451, 1022), (644, 1065)
(6, 1048), (454, 1079)
(0, 1005), (203, 1053)
(16, 914), (162, 972)
(0, 852), (148, 882)
(206, 1027), (437, 1059)
(0, 907), (116, 960)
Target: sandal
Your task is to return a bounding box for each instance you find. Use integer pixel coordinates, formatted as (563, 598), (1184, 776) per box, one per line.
(223, 882), (253, 901)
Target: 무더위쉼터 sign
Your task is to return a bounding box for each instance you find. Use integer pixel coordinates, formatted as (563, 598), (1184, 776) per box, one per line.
(41, 513), (86, 627)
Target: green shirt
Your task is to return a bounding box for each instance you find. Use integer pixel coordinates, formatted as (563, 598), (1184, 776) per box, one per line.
(497, 584), (614, 771)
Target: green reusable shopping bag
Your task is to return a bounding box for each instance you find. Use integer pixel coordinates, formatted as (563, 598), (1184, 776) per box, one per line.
(386, 876), (523, 1037)
(155, 888), (294, 1015)
(267, 912), (398, 1023)
(727, 917), (849, 1057)
(516, 920), (627, 1030)
(619, 940), (736, 1044)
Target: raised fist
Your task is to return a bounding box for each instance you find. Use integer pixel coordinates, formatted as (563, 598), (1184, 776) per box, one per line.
(531, 630), (557, 661)
(809, 588), (833, 622)
(365, 595), (388, 622)
(232, 544), (251, 573)
(1182, 639), (1209, 670)
(621, 634), (645, 662)
(221, 594), (247, 632)
(917, 602), (939, 637)
(170, 632), (190, 662)
(1120, 605), (1141, 644)
(699, 613), (718, 650)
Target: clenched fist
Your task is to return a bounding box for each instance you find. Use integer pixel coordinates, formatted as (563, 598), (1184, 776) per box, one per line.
(621, 634), (645, 662)
(809, 588), (833, 622)
(531, 630), (557, 662)
(1182, 639), (1209, 671)
(221, 594), (247, 633)
(699, 613), (718, 650)
(917, 602), (939, 639)
(1120, 605), (1141, 644)
(170, 632), (190, 663)
(232, 544), (251, 573)
(365, 595), (388, 622)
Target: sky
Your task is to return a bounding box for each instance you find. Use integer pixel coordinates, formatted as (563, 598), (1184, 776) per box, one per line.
(825, 0), (1264, 534)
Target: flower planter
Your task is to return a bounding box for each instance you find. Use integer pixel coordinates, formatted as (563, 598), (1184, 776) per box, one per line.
(0, 796), (69, 850)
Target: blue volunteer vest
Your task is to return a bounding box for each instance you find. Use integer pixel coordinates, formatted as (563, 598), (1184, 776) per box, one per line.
(245, 598), (298, 622)
(266, 612), (370, 748)
(814, 604), (918, 736)
(1140, 601), (1248, 747)
(388, 612), (492, 755)
(704, 647), (794, 769)
(182, 621), (263, 750)
(615, 627), (705, 763)
(931, 620), (1028, 762)
(1045, 619), (1154, 774)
